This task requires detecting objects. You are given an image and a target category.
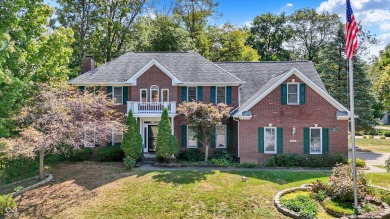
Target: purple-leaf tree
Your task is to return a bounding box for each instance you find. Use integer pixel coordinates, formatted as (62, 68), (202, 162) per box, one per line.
(177, 101), (230, 162)
(3, 84), (125, 180)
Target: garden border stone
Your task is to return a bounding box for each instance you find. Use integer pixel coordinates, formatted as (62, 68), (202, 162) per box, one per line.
(274, 184), (390, 219)
(0, 174), (53, 197)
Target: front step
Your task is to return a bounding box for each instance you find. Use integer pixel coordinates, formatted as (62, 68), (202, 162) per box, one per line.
(143, 153), (157, 162)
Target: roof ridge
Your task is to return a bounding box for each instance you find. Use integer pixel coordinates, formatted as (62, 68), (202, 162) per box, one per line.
(214, 61), (311, 64)
(190, 51), (245, 83)
(131, 51), (190, 53)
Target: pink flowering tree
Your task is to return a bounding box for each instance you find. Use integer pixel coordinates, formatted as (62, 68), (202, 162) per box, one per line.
(2, 84), (125, 180)
(177, 101), (230, 162)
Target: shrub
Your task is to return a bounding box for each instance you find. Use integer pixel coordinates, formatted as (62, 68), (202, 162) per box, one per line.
(348, 158), (366, 168)
(211, 150), (235, 162)
(97, 146), (124, 162)
(386, 157), (390, 173)
(312, 190), (327, 201)
(280, 195), (318, 219)
(322, 198), (354, 216)
(363, 135), (367, 139)
(0, 195), (16, 216)
(123, 156), (136, 169)
(210, 158), (229, 166)
(368, 186), (390, 205)
(311, 180), (329, 194)
(265, 156), (277, 167)
(121, 110), (142, 161)
(266, 154), (348, 167)
(156, 109), (178, 161)
(364, 129), (378, 136)
(179, 150), (205, 162)
(368, 135), (374, 139)
(4, 158), (39, 183)
(380, 136), (386, 139)
(67, 148), (93, 162)
(235, 162), (257, 168)
(384, 131), (390, 137)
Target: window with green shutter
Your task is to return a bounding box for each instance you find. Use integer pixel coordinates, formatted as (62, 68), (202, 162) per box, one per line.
(123, 87), (128, 104)
(181, 125), (187, 147)
(79, 86), (85, 92)
(226, 86), (232, 104)
(281, 84), (287, 105)
(277, 128), (283, 154)
(107, 86), (113, 99)
(226, 125), (232, 149)
(258, 128), (264, 153)
(300, 83), (306, 104)
(322, 128), (329, 153)
(181, 87), (187, 102)
(210, 86), (216, 103)
(197, 86), (203, 101)
(304, 128), (310, 154)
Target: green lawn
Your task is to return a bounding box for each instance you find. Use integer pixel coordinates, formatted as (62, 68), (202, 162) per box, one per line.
(349, 138), (390, 153)
(367, 173), (390, 189)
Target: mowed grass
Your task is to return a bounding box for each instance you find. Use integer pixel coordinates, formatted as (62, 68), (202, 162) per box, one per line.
(367, 173), (390, 189)
(349, 138), (390, 153)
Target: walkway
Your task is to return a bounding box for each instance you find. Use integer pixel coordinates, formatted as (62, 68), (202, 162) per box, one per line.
(349, 151), (390, 173)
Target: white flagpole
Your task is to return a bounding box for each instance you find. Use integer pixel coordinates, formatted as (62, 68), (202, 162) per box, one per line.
(348, 58), (359, 213)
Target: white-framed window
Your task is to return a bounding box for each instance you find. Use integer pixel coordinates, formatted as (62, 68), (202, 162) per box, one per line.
(150, 85), (159, 102)
(84, 86), (100, 94)
(217, 86), (226, 103)
(188, 87), (197, 101)
(287, 83), (299, 105)
(310, 127), (322, 154)
(161, 89), (169, 102)
(264, 127), (277, 154)
(187, 126), (198, 148)
(140, 89), (147, 102)
(111, 128), (124, 145)
(83, 124), (96, 147)
(113, 86), (123, 104)
(216, 125), (227, 148)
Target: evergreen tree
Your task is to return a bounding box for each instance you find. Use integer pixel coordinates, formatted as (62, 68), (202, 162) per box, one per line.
(156, 108), (178, 160)
(121, 110), (142, 160)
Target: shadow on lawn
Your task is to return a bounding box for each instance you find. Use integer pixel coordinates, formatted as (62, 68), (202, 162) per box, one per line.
(151, 170), (215, 184)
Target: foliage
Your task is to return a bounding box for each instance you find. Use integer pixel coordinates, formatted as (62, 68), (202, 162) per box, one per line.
(210, 158), (230, 166)
(179, 150), (205, 162)
(367, 186), (390, 205)
(311, 180), (330, 194)
(123, 156), (136, 169)
(280, 195), (318, 219)
(211, 150), (235, 163)
(386, 157), (390, 173)
(265, 154), (348, 167)
(0, 195), (16, 216)
(177, 101), (230, 162)
(384, 131), (390, 137)
(370, 44), (390, 111)
(97, 146), (125, 162)
(232, 163), (257, 168)
(4, 158), (39, 183)
(322, 198), (354, 216)
(312, 190), (327, 202)
(247, 13), (292, 61)
(67, 148), (93, 162)
(156, 108), (178, 160)
(348, 158), (366, 168)
(121, 110), (142, 161)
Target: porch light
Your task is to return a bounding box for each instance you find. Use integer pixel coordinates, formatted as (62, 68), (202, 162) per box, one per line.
(292, 127), (296, 136)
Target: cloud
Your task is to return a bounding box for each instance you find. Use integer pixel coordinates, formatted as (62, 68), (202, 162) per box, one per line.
(243, 20), (252, 28)
(380, 23), (390, 31)
(280, 3), (294, 12)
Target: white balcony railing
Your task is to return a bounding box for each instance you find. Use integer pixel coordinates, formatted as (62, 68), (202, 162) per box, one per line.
(127, 101), (177, 114)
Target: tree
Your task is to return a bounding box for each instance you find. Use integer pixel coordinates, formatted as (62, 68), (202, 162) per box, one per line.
(177, 101), (230, 162)
(371, 44), (390, 112)
(156, 108), (178, 161)
(0, 0), (74, 137)
(3, 85), (125, 180)
(247, 13), (292, 61)
(288, 8), (339, 61)
(121, 110), (142, 161)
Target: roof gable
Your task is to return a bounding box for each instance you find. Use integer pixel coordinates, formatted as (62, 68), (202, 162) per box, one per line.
(125, 59), (182, 85)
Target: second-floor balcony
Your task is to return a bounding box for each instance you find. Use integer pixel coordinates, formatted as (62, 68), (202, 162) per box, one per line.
(127, 101), (177, 115)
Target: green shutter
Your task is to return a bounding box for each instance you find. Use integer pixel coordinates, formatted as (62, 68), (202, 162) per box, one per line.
(277, 128), (283, 154)
(182, 87), (187, 102)
(227, 125), (233, 149)
(210, 127), (216, 148)
(197, 86), (203, 101)
(79, 86), (85, 92)
(210, 86), (216, 104)
(181, 125), (187, 147)
(300, 83), (306, 105)
(197, 131), (203, 147)
(322, 128), (329, 153)
(304, 128), (310, 154)
(107, 86), (113, 99)
(123, 86), (128, 104)
(258, 128), (264, 153)
(281, 84), (287, 105)
(226, 86), (232, 104)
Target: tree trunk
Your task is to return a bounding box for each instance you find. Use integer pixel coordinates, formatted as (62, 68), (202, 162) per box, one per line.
(204, 145), (209, 162)
(39, 149), (45, 180)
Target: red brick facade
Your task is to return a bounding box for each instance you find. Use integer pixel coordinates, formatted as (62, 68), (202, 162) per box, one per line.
(239, 75), (348, 165)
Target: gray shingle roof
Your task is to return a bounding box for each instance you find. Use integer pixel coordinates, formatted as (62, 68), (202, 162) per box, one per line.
(215, 61), (327, 105)
(68, 52), (243, 84)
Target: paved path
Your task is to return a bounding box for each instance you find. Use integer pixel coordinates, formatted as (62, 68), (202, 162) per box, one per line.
(349, 151), (390, 173)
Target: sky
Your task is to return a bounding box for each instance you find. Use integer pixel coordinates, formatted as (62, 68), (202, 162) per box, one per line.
(45, 0), (390, 59)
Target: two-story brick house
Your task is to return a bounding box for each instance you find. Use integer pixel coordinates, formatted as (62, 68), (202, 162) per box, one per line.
(69, 52), (350, 164)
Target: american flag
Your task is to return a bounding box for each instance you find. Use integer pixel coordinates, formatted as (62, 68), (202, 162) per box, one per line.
(346, 0), (358, 60)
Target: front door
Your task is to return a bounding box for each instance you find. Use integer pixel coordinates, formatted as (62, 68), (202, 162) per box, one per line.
(147, 125), (158, 152)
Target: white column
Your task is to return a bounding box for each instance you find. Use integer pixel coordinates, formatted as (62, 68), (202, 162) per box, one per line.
(171, 117), (174, 135)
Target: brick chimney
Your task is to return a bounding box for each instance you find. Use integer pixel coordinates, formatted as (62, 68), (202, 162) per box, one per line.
(82, 56), (95, 74)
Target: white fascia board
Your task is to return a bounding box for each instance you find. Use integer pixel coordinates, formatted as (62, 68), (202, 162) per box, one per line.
(232, 115), (252, 120)
(67, 82), (128, 86)
(235, 67), (350, 116)
(125, 59), (182, 86)
(179, 82), (244, 86)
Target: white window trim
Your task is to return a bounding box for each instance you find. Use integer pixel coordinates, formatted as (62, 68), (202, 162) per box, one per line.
(187, 86), (197, 102)
(161, 89), (169, 102)
(112, 86), (123, 105)
(187, 125), (198, 148)
(264, 127), (277, 154)
(216, 125), (227, 149)
(111, 127), (124, 146)
(150, 85), (159, 103)
(140, 89), (148, 102)
(287, 82), (300, 105)
(310, 127), (322, 154)
(216, 86), (227, 104)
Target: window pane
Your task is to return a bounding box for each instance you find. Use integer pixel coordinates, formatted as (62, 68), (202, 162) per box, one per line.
(217, 87), (225, 103)
(114, 133), (123, 143)
(288, 84), (298, 93)
(265, 128), (275, 152)
(288, 94), (298, 103)
(310, 129), (321, 153)
(188, 87), (197, 101)
(188, 126), (197, 147)
(216, 126), (226, 148)
(141, 90), (147, 102)
(86, 86), (94, 93)
(151, 90), (158, 102)
(162, 90), (169, 102)
(114, 87), (122, 104)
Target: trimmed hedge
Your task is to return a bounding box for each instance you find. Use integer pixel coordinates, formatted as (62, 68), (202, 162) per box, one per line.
(179, 150), (205, 162)
(97, 146), (124, 162)
(266, 154), (348, 167)
(67, 148), (93, 162)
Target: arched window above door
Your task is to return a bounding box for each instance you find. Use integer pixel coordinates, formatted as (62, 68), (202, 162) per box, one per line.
(150, 85), (159, 102)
